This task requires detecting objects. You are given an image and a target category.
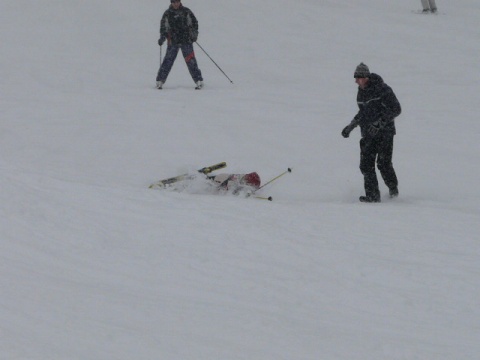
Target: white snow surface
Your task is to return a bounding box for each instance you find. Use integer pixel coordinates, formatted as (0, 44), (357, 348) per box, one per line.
(1, 1), (480, 359)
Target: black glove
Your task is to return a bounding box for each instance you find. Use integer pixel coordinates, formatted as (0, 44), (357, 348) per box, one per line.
(341, 124), (355, 138)
(158, 37), (166, 46)
(367, 118), (388, 137)
(190, 30), (198, 43)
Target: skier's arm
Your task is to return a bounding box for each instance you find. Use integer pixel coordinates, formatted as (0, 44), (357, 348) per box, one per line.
(350, 113), (362, 128)
(159, 12), (169, 42)
(188, 10), (199, 32)
(187, 10), (199, 42)
(341, 115), (360, 138)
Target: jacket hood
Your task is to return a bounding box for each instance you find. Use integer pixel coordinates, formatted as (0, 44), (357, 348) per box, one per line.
(368, 73), (383, 85)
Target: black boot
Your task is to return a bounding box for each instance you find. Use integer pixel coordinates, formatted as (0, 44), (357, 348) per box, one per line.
(359, 195), (381, 203)
(360, 190), (381, 202)
(389, 187), (399, 198)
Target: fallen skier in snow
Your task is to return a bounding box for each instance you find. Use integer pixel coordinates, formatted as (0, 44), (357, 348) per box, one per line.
(207, 172), (261, 195)
(148, 162), (290, 201)
(149, 162), (261, 195)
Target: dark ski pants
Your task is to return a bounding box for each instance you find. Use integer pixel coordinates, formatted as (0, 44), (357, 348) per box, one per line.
(156, 43), (203, 84)
(359, 134), (398, 198)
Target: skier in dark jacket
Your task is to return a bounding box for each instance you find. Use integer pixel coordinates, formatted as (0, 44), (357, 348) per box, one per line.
(341, 63), (402, 203)
(156, 0), (203, 89)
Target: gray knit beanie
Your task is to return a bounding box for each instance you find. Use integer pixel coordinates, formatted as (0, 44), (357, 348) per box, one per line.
(354, 63), (370, 78)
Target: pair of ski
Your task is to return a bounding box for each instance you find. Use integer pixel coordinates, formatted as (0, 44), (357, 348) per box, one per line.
(156, 83), (203, 90)
(149, 162), (291, 201)
(148, 162), (226, 189)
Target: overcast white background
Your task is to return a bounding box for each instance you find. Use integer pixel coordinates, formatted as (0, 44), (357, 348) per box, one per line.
(1, 0), (479, 359)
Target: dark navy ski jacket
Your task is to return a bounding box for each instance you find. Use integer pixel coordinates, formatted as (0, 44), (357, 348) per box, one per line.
(351, 73), (402, 138)
(160, 5), (198, 46)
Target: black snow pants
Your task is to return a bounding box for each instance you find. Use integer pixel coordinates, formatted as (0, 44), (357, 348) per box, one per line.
(359, 134), (398, 199)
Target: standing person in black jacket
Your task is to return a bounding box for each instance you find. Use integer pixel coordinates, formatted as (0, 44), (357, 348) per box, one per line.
(156, 0), (203, 90)
(341, 63), (402, 203)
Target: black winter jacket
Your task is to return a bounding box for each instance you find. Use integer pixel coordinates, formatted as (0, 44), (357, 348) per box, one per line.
(350, 73), (401, 138)
(160, 5), (198, 46)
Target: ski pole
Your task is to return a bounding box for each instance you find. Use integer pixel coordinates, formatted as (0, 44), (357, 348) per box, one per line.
(195, 41), (234, 84)
(245, 192), (273, 201)
(255, 168), (292, 192)
(254, 195), (273, 201)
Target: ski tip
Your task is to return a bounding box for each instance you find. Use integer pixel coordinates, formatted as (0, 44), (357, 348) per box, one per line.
(149, 183), (166, 189)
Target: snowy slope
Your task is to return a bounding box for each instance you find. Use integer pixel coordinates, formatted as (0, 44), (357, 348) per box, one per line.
(1, 0), (480, 359)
